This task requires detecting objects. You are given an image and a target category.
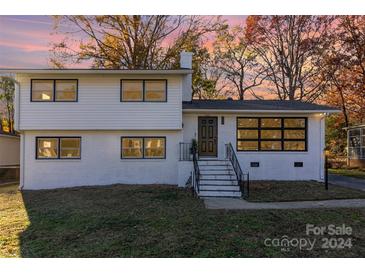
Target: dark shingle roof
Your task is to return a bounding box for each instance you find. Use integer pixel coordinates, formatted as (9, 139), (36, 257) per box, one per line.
(182, 100), (339, 112)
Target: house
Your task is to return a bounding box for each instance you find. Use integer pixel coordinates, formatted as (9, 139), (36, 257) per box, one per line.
(1, 52), (339, 197)
(0, 131), (20, 183)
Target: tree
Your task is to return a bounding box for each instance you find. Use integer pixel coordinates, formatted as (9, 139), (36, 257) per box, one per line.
(0, 77), (15, 133)
(50, 15), (225, 99)
(325, 16), (365, 126)
(213, 25), (266, 100)
(245, 16), (334, 101)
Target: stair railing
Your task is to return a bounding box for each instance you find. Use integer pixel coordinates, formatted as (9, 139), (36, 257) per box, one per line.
(225, 143), (250, 198)
(191, 144), (200, 196)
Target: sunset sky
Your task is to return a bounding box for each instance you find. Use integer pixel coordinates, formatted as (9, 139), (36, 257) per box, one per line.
(0, 15), (247, 69)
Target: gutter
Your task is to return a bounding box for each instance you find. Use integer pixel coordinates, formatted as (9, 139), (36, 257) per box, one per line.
(182, 109), (341, 114)
(0, 69), (193, 75)
(19, 131), (25, 190)
(13, 80), (25, 190)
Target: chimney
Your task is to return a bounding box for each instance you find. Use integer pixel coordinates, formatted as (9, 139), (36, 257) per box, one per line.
(180, 51), (193, 102)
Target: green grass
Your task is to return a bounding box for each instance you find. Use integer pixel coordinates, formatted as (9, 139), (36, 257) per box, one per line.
(246, 181), (365, 202)
(329, 168), (365, 179)
(1, 183), (365, 258)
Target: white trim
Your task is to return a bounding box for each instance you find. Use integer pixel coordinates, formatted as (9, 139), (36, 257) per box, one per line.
(0, 134), (20, 139)
(319, 115), (325, 181)
(0, 69), (193, 75)
(182, 109), (340, 114)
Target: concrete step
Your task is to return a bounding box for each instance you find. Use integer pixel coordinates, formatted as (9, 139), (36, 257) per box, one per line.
(200, 174), (236, 180)
(200, 185), (240, 191)
(198, 160), (230, 166)
(198, 190), (242, 198)
(200, 179), (238, 186)
(198, 165), (234, 171)
(200, 169), (235, 175)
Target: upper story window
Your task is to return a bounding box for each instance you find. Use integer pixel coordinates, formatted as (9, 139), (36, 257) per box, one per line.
(31, 79), (78, 102)
(121, 80), (167, 102)
(237, 117), (307, 152)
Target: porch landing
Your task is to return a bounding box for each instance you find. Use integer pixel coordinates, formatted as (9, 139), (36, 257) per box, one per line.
(203, 197), (365, 210)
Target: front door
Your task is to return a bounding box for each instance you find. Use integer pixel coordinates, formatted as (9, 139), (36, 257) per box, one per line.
(198, 117), (218, 157)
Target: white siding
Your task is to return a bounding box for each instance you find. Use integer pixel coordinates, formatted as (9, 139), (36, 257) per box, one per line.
(22, 130), (183, 190)
(183, 113), (325, 181)
(17, 74), (182, 130)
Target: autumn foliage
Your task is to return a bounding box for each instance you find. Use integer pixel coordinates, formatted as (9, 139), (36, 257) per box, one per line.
(50, 15), (365, 155)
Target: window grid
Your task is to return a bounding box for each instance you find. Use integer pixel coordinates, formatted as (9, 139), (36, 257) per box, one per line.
(120, 79), (167, 102)
(121, 137), (166, 159)
(36, 137), (81, 159)
(236, 117), (307, 152)
(31, 79), (78, 102)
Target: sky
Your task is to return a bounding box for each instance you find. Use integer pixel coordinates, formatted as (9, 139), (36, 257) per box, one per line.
(0, 15), (247, 69)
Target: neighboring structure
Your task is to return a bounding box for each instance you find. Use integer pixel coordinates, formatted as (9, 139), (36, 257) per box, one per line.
(346, 124), (365, 168)
(0, 131), (20, 183)
(1, 52), (339, 197)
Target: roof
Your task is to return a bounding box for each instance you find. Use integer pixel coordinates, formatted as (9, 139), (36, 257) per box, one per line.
(0, 68), (193, 75)
(182, 100), (340, 113)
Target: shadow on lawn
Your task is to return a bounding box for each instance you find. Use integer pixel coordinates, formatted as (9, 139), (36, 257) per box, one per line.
(18, 185), (202, 257)
(17, 184), (365, 258)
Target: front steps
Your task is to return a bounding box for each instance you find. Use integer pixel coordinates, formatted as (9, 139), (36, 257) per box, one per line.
(197, 159), (242, 198)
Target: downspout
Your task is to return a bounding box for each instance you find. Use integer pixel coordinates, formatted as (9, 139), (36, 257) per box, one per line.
(14, 79), (25, 190)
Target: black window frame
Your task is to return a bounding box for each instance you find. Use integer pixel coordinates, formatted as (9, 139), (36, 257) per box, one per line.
(236, 117), (307, 152)
(36, 136), (81, 160)
(31, 79), (79, 102)
(120, 79), (168, 102)
(121, 136), (166, 159)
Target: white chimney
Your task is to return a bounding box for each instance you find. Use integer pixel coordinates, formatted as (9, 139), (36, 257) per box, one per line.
(180, 51), (193, 102)
(180, 51), (193, 69)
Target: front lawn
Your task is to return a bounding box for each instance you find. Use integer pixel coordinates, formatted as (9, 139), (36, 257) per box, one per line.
(329, 168), (365, 179)
(246, 181), (365, 202)
(1, 183), (364, 257)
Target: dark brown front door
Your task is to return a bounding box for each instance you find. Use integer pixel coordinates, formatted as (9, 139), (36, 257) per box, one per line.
(198, 117), (218, 157)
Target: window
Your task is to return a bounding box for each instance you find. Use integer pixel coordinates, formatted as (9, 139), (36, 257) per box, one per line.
(237, 117), (307, 151)
(31, 79), (78, 102)
(36, 137), (81, 159)
(55, 80), (78, 101)
(144, 137), (165, 158)
(121, 137), (166, 159)
(121, 80), (167, 102)
(144, 80), (166, 101)
(60, 138), (81, 159)
(37, 138), (58, 158)
(121, 138), (143, 158)
(121, 80), (143, 101)
(31, 80), (54, 101)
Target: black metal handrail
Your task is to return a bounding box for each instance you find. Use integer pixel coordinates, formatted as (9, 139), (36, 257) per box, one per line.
(192, 146), (200, 196)
(225, 143), (250, 198)
(179, 142), (193, 161)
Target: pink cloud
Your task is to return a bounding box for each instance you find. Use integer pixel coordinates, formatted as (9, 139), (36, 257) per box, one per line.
(0, 39), (49, 52)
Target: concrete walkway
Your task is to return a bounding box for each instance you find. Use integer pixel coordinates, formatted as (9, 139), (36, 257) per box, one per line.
(203, 197), (365, 210)
(329, 174), (365, 191)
